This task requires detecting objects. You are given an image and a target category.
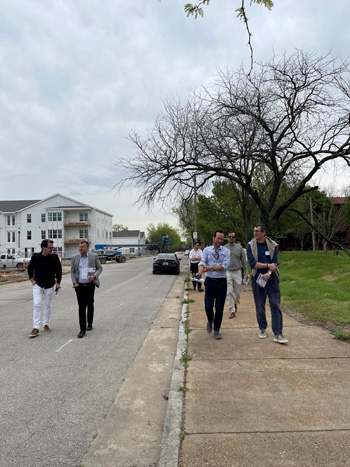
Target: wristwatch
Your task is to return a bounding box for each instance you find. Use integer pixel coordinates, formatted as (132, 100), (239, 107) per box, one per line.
(268, 271), (272, 275)
(211, 267), (214, 271)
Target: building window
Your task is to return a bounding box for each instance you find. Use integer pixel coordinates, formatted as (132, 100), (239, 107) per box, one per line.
(48, 211), (62, 222)
(130, 248), (135, 254)
(41, 213), (46, 222)
(48, 229), (62, 239)
(79, 212), (88, 222)
(27, 214), (31, 223)
(41, 230), (46, 240)
(79, 229), (88, 239)
(12, 215), (15, 226)
(27, 231), (32, 240)
(6, 232), (15, 243)
(7, 216), (10, 226)
(106, 231), (108, 239)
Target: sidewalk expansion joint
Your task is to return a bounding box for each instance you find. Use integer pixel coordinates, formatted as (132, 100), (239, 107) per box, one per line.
(185, 428), (350, 435)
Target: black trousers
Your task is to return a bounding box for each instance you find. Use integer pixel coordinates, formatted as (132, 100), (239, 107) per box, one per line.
(190, 262), (202, 290)
(75, 282), (96, 331)
(204, 277), (227, 331)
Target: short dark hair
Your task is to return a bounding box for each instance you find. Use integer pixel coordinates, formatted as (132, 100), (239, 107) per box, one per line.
(41, 239), (54, 249)
(193, 241), (200, 246)
(213, 229), (225, 237)
(79, 240), (89, 247)
(254, 224), (266, 233)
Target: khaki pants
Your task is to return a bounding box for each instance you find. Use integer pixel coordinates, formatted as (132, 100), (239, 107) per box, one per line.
(226, 269), (242, 314)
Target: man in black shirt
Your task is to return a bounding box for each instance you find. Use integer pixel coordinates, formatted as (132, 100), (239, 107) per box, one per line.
(28, 239), (62, 338)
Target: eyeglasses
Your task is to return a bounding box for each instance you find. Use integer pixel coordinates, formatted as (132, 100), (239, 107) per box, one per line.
(253, 230), (262, 233)
(227, 236), (235, 238)
(212, 251), (219, 260)
(46, 246), (54, 250)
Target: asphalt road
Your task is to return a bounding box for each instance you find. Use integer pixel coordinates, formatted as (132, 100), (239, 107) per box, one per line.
(0, 256), (178, 467)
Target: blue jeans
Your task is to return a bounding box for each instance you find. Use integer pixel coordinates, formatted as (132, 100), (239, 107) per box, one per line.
(251, 274), (283, 335)
(204, 277), (227, 331)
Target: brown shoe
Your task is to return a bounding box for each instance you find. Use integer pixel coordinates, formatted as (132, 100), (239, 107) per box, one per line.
(29, 328), (39, 338)
(44, 325), (51, 333)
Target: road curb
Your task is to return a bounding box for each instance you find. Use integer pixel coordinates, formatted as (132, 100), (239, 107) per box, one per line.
(158, 285), (188, 466)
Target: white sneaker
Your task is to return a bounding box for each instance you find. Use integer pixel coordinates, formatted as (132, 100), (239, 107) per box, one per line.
(258, 329), (267, 339)
(274, 334), (288, 344)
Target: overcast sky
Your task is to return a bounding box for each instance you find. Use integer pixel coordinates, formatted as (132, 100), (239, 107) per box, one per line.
(1, 0), (349, 233)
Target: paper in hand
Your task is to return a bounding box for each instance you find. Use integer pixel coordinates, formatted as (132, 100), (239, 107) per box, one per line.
(256, 273), (267, 288)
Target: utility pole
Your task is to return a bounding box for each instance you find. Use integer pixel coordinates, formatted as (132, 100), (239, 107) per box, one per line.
(193, 175), (198, 240)
(310, 197), (316, 251)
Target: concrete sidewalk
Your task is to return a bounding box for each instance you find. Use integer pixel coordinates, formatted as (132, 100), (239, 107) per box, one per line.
(180, 283), (350, 466)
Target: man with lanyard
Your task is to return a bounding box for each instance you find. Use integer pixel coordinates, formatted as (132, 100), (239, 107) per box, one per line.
(197, 229), (230, 340)
(71, 241), (103, 338)
(224, 231), (249, 318)
(246, 224), (288, 344)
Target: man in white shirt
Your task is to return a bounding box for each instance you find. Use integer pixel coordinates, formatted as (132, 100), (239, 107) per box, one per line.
(189, 241), (203, 291)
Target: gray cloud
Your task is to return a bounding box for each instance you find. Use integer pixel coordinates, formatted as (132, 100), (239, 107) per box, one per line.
(1, 0), (349, 231)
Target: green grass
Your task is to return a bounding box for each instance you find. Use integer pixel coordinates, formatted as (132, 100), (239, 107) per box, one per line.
(279, 251), (350, 340)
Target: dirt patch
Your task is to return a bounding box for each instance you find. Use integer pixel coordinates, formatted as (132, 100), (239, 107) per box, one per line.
(320, 274), (336, 282)
(0, 269), (71, 286)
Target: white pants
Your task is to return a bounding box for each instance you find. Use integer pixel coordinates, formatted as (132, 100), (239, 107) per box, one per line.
(226, 269), (242, 314)
(33, 284), (54, 329)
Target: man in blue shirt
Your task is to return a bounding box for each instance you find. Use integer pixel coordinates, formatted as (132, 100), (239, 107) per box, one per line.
(198, 229), (230, 340)
(246, 224), (288, 344)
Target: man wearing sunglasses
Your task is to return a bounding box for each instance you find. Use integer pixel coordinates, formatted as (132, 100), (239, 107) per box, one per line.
(28, 239), (62, 338)
(197, 229), (230, 340)
(224, 232), (249, 318)
(246, 224), (288, 344)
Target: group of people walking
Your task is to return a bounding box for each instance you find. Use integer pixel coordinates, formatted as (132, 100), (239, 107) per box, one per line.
(28, 240), (102, 339)
(27, 226), (288, 344)
(192, 225), (288, 344)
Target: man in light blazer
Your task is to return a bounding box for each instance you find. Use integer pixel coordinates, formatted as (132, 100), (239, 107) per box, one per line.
(71, 241), (103, 338)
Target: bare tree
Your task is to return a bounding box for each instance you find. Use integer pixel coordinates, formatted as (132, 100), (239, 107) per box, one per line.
(118, 50), (350, 233)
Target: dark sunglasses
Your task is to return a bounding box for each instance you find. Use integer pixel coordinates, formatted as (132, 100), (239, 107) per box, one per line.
(227, 235), (235, 238)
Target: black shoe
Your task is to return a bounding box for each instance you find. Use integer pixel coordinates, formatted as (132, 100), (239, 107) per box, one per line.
(206, 321), (213, 333)
(78, 330), (86, 338)
(86, 325), (93, 331)
(198, 288), (203, 292)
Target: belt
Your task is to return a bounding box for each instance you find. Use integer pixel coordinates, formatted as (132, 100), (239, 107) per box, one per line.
(206, 276), (227, 281)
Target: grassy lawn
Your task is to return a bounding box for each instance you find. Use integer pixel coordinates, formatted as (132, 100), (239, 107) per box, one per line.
(279, 250), (350, 340)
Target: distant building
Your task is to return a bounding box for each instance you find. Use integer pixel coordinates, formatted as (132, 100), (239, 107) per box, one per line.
(330, 197), (350, 245)
(0, 193), (113, 258)
(111, 229), (147, 255)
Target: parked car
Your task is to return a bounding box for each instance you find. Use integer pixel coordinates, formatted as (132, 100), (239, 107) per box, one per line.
(91, 249), (126, 264)
(0, 254), (31, 269)
(153, 253), (181, 275)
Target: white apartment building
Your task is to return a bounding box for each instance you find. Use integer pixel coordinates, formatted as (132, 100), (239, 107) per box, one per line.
(0, 194), (113, 258)
(111, 229), (147, 255)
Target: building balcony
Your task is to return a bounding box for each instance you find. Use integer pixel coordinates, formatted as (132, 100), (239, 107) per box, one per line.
(64, 237), (91, 244)
(64, 220), (91, 227)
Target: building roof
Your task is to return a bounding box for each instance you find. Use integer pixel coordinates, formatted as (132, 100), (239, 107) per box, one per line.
(113, 230), (144, 238)
(0, 200), (41, 213)
(0, 193), (113, 217)
(330, 197), (347, 205)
